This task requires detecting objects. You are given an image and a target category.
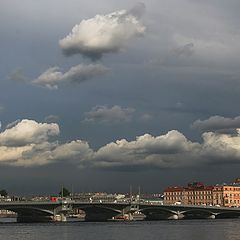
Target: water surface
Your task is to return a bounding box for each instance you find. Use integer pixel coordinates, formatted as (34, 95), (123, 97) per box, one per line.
(0, 219), (239, 240)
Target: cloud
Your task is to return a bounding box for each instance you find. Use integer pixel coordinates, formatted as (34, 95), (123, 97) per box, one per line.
(32, 64), (109, 89)
(0, 119), (93, 167)
(59, 4), (146, 60)
(92, 130), (200, 168)
(83, 105), (135, 124)
(201, 130), (240, 164)
(16, 140), (94, 167)
(0, 145), (34, 165)
(1, 119), (240, 169)
(51, 140), (93, 163)
(0, 119), (59, 147)
(192, 116), (240, 133)
(92, 129), (240, 169)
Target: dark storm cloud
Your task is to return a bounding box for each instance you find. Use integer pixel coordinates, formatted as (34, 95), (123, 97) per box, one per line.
(192, 116), (240, 132)
(2, 0), (240, 191)
(83, 105), (135, 124)
(213, 129), (239, 135)
(83, 105), (154, 125)
(59, 3), (146, 60)
(145, 0), (240, 74)
(32, 64), (109, 89)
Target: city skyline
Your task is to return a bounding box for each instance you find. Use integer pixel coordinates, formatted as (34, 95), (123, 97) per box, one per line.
(1, 0), (240, 194)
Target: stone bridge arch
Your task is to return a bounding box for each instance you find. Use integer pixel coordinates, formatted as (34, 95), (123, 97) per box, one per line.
(0, 206), (54, 222)
(73, 204), (126, 221)
(181, 209), (216, 219)
(139, 207), (179, 220)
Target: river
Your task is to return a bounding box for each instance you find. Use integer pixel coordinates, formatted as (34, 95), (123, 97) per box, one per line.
(0, 218), (240, 240)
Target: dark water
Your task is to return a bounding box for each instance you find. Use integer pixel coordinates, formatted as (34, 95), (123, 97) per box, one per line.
(0, 219), (240, 240)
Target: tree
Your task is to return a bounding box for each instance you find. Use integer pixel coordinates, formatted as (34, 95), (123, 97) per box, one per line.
(0, 189), (8, 197)
(59, 187), (70, 197)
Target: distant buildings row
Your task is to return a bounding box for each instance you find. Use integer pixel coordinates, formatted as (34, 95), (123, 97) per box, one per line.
(163, 179), (240, 207)
(2, 179), (240, 208)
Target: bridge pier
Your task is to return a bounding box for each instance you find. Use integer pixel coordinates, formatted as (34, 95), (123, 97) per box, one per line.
(53, 213), (67, 222)
(168, 213), (184, 220)
(207, 214), (216, 219)
(168, 214), (179, 220)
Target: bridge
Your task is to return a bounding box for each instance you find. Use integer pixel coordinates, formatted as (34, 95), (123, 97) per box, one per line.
(138, 204), (240, 220)
(0, 201), (130, 222)
(1, 201), (240, 222)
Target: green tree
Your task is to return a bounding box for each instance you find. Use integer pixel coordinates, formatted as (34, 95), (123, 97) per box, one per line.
(0, 189), (8, 197)
(59, 187), (70, 197)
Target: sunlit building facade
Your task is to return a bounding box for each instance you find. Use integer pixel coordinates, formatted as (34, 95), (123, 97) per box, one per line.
(164, 179), (240, 207)
(213, 183), (240, 207)
(164, 182), (214, 205)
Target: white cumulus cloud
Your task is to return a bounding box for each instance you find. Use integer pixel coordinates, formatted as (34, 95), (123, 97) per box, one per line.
(59, 4), (146, 60)
(92, 130), (200, 169)
(0, 119), (59, 147)
(1, 119), (240, 169)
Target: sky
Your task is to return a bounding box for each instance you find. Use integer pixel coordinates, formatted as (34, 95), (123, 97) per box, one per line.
(1, 0), (240, 195)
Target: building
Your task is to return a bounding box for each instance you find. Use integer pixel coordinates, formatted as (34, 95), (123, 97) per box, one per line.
(164, 182), (214, 205)
(213, 182), (240, 207)
(164, 179), (240, 207)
